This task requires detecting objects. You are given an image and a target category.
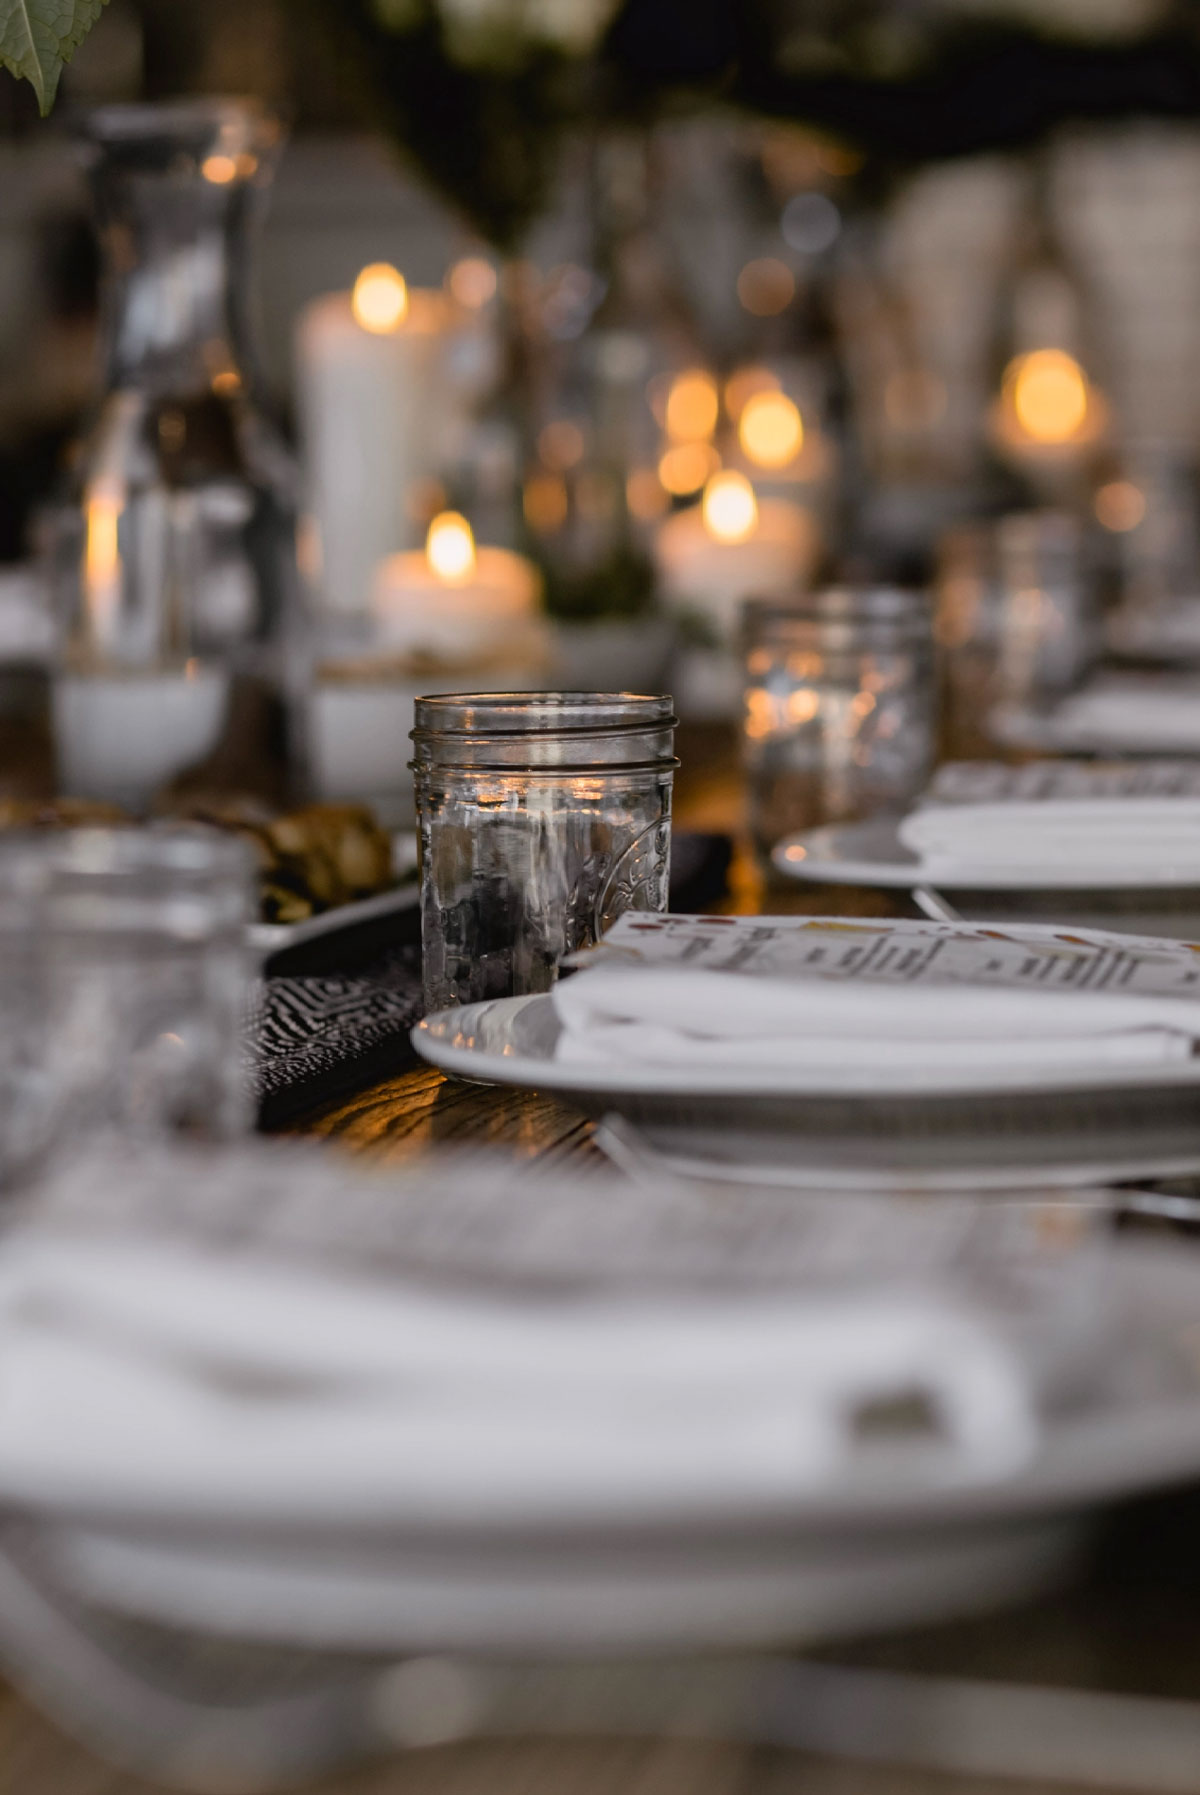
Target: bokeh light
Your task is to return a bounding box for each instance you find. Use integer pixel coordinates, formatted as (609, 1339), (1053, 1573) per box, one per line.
(448, 256), (498, 309)
(737, 259), (795, 318)
(659, 443), (719, 496)
(1009, 349), (1089, 444)
(702, 470), (759, 544)
(1095, 480), (1147, 532)
(524, 473), (568, 533)
(352, 264), (409, 334)
(665, 371), (720, 443)
(739, 392), (804, 469)
(201, 154), (238, 185)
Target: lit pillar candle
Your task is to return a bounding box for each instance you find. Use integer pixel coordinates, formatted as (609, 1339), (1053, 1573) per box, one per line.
(295, 265), (450, 619)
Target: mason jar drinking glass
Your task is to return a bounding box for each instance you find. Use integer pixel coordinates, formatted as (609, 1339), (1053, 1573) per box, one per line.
(412, 692), (676, 1011)
(0, 828), (255, 1173)
(741, 589), (936, 857)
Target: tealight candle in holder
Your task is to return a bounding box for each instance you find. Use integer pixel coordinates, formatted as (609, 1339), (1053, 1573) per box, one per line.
(307, 514), (551, 822)
(372, 511), (545, 661)
(654, 472), (818, 719)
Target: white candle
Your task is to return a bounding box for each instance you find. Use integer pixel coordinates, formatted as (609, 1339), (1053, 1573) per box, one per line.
(309, 513), (549, 819)
(53, 666), (230, 809)
(371, 511), (546, 662)
(309, 664), (552, 825)
(654, 473), (818, 640)
(654, 472), (818, 722)
(295, 266), (450, 620)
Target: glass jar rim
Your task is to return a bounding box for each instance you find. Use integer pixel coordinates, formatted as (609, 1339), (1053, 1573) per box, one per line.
(0, 825), (255, 885)
(743, 587), (929, 627)
(412, 691), (677, 739)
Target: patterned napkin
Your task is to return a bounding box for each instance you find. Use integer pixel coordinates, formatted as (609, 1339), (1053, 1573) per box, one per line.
(250, 833), (732, 1130)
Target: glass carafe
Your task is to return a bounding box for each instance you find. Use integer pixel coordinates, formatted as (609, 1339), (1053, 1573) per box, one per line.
(48, 99), (301, 809)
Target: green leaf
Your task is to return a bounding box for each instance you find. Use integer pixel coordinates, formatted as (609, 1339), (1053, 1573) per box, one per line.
(0, 0), (110, 113)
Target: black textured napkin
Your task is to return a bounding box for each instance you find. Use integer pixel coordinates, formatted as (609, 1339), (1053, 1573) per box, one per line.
(253, 831), (732, 1131)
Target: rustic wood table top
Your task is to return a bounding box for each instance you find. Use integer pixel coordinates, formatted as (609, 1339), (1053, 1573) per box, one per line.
(9, 727), (1200, 1795)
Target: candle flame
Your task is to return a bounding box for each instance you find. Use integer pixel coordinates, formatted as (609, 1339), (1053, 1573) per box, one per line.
(84, 480), (123, 633)
(352, 264), (409, 335)
(739, 392), (804, 469)
(702, 471), (758, 545)
(426, 511), (477, 584)
(1008, 349), (1089, 445)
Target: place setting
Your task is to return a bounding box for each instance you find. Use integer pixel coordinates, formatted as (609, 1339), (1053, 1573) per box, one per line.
(10, 12), (1200, 1795)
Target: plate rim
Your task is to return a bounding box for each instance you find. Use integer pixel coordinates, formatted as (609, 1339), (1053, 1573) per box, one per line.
(412, 994), (1200, 1102)
(772, 818), (1200, 893)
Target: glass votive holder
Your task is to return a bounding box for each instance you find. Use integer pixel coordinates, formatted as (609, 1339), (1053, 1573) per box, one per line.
(0, 827), (255, 1173)
(741, 589), (936, 857)
(992, 510), (1093, 703)
(412, 692), (676, 1012)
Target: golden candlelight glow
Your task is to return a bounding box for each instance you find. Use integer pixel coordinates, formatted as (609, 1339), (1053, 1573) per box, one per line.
(426, 511), (477, 584)
(1095, 480), (1147, 532)
(665, 370), (720, 443)
(201, 153), (238, 185)
(352, 264), (409, 334)
(524, 472), (569, 534)
(448, 256), (498, 309)
(736, 258), (795, 318)
(739, 392), (804, 469)
(1008, 349), (1089, 444)
(702, 470), (758, 544)
(725, 365), (780, 422)
(84, 481), (123, 631)
(659, 442), (719, 496)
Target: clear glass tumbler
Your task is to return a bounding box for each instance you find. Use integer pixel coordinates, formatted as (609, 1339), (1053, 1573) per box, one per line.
(412, 692), (676, 1011)
(0, 828), (255, 1169)
(742, 589), (936, 857)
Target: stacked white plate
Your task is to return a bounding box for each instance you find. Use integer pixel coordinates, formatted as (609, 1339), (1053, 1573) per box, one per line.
(5, 1141), (1200, 1661)
(417, 913), (1200, 1191)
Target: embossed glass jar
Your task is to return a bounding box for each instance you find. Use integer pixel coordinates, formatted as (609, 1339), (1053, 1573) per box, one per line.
(412, 693), (676, 1011)
(741, 589), (935, 857)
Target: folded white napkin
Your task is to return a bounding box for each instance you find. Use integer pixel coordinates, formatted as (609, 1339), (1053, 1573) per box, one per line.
(0, 1231), (1034, 1529)
(900, 798), (1200, 883)
(552, 917), (1200, 1077)
(1049, 679), (1200, 751)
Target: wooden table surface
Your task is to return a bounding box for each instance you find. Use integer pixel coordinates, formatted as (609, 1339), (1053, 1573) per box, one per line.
(9, 728), (1200, 1795)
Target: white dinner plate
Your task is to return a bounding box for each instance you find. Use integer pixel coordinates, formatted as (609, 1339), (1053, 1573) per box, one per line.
(27, 1247), (1200, 1653)
(414, 993), (1200, 1103)
(413, 994), (1200, 1191)
(771, 816), (1200, 894)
